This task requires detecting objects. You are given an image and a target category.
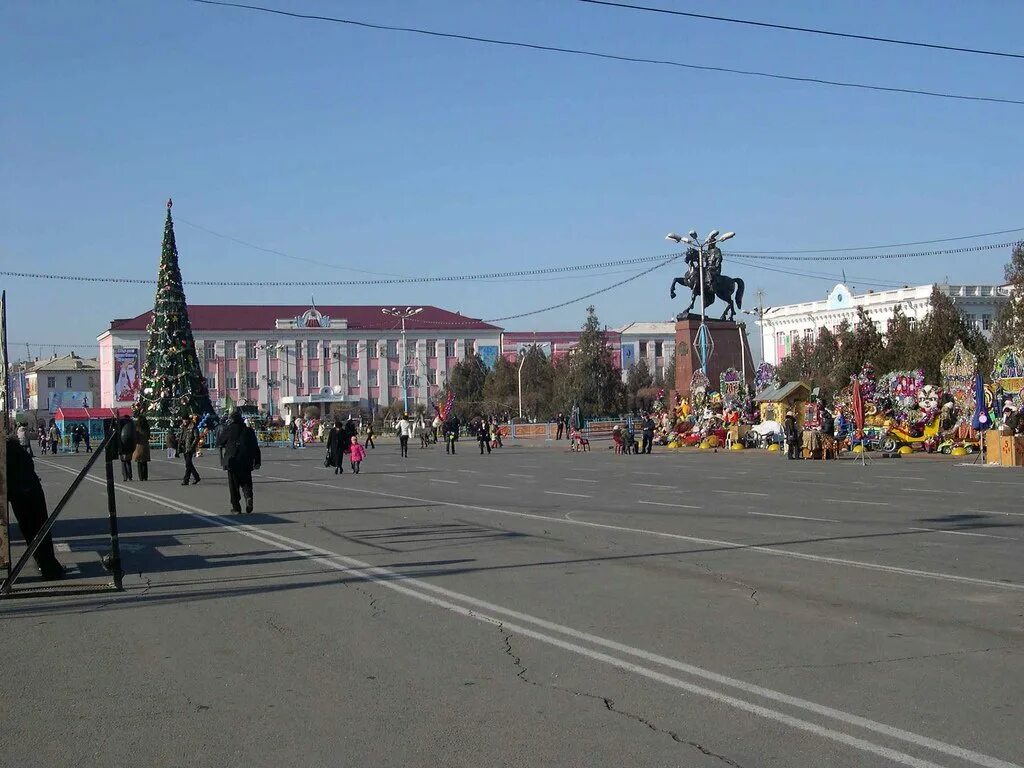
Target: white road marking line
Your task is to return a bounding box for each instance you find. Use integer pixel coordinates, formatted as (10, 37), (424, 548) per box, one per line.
(430, 478), (458, 484)
(45, 463), (1018, 768)
(824, 498), (890, 506)
(637, 500), (702, 510)
(508, 473), (534, 478)
(564, 477), (599, 483)
(632, 483), (675, 489)
(632, 471), (662, 476)
(479, 484), (512, 490)
(544, 491), (591, 498)
(415, 466), (433, 470)
(713, 490), (769, 497)
(972, 480), (1024, 486)
(907, 527), (1014, 541)
(456, 469), (478, 474)
(902, 488), (968, 495)
(54, 542), (71, 552)
(876, 475), (923, 480)
(976, 509), (1024, 518)
(749, 512), (840, 523)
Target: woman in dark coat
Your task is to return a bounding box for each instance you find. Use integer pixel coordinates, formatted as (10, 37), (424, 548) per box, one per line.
(117, 414), (137, 481)
(132, 415), (152, 481)
(326, 419), (345, 474)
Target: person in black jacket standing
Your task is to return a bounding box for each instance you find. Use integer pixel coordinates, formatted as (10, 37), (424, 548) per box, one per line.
(179, 416), (201, 485)
(218, 410), (262, 513)
(117, 414), (137, 481)
(784, 411), (801, 460)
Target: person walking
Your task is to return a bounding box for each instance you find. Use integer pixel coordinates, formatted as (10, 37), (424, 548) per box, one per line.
(117, 414), (137, 481)
(48, 423), (60, 454)
(218, 409), (261, 514)
(326, 419), (344, 474)
(396, 413), (412, 458)
(17, 423), (33, 457)
(295, 415), (305, 448)
(364, 421), (376, 449)
(477, 418), (491, 455)
(317, 420), (326, 443)
(431, 414), (441, 444)
(289, 418), (298, 449)
(784, 411), (801, 460)
(133, 414), (152, 481)
(82, 424), (91, 452)
(166, 428), (178, 459)
(493, 422), (503, 449)
(37, 423), (47, 455)
(179, 416), (201, 485)
(555, 412), (564, 440)
(420, 417), (431, 449)
(71, 424), (82, 454)
(641, 413), (656, 454)
(6, 436), (66, 580)
(444, 414), (460, 455)
(349, 440), (366, 473)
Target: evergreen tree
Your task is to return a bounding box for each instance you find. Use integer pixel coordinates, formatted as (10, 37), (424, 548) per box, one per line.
(482, 354), (517, 416)
(992, 242), (1024, 351)
(878, 305), (915, 374)
(912, 286), (989, 383)
(832, 309), (884, 391)
(776, 337), (810, 384)
(518, 345), (555, 420)
(551, 306), (624, 418)
(661, 354), (676, 391)
(624, 359), (654, 413)
(808, 327), (840, 392)
(135, 200), (213, 429)
(445, 353), (488, 420)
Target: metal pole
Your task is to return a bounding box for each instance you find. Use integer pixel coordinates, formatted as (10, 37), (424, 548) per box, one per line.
(518, 355), (526, 419)
(698, 241), (706, 323)
(401, 316), (409, 414)
(103, 419), (124, 590)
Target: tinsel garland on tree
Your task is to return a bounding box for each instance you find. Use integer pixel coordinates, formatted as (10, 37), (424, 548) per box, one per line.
(132, 199), (214, 429)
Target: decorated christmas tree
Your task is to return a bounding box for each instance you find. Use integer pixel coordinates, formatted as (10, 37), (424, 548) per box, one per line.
(134, 199), (214, 429)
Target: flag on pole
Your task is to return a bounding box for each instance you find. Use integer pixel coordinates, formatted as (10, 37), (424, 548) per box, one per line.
(970, 372), (990, 431)
(851, 377), (865, 436)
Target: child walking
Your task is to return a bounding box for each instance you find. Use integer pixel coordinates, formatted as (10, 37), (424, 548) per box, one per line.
(350, 441), (366, 474)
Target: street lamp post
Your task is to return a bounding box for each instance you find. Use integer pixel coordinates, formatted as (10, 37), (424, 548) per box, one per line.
(260, 343), (278, 419)
(381, 307), (423, 414)
(665, 228), (736, 374)
(517, 349), (528, 419)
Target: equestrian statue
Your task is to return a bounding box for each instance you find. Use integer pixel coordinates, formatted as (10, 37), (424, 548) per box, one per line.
(669, 245), (745, 322)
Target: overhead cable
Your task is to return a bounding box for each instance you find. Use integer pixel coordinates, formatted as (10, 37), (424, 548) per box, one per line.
(577, 0), (1024, 61)
(187, 0), (1024, 106)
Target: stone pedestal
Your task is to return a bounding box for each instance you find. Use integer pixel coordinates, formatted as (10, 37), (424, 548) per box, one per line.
(674, 316), (755, 397)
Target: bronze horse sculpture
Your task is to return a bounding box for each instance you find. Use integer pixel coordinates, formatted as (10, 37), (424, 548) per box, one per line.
(670, 251), (745, 321)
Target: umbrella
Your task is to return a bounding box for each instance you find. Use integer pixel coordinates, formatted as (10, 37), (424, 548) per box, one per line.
(970, 372), (990, 431)
(851, 378), (865, 435)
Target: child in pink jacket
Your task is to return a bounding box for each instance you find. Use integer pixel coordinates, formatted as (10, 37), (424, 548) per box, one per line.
(349, 441), (366, 474)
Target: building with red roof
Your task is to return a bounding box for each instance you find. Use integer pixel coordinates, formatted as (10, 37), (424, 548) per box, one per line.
(97, 304), (502, 417)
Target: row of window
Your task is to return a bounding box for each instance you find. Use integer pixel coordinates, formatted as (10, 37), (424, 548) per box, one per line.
(45, 375), (95, 389)
(637, 340), (666, 357)
(206, 367), (438, 393)
(203, 339), (464, 361)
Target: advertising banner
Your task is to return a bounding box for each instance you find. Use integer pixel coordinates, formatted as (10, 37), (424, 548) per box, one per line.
(478, 345), (499, 371)
(114, 347), (140, 403)
(621, 344), (636, 370)
(48, 391), (93, 412)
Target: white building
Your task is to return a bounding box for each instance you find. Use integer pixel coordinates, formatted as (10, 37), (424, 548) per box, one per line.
(758, 283), (1010, 367)
(17, 353), (100, 422)
(617, 322), (676, 382)
(97, 304), (502, 418)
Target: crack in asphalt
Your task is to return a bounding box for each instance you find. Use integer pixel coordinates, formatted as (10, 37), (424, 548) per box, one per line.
(498, 625), (744, 767)
(693, 561), (760, 608)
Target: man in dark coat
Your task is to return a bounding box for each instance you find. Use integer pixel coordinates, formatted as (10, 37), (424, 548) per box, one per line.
(555, 412), (564, 440)
(116, 414), (137, 481)
(784, 411), (801, 460)
(179, 416), (201, 485)
(217, 410), (261, 513)
(641, 414), (656, 454)
(444, 414), (460, 455)
(820, 406), (835, 438)
(5, 437), (65, 580)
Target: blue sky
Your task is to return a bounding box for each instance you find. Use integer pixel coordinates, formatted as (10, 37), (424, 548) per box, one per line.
(3, 0), (1022, 358)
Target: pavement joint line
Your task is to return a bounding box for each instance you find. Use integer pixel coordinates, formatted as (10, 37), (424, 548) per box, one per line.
(877, 475), (924, 480)
(563, 478), (600, 483)
(544, 491), (591, 498)
(971, 480), (1024, 486)
(824, 498), (890, 506)
(508, 473), (534, 478)
(632, 483), (676, 489)
(35, 461), (1020, 768)
(902, 488), (967, 495)
(637, 500), (702, 510)
(749, 512), (841, 523)
(479, 484), (512, 490)
(906, 527), (1014, 541)
(429, 479), (458, 484)
(286, 475), (1024, 593)
(713, 490), (769, 497)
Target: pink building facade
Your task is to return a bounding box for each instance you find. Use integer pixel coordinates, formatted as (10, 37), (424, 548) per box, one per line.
(97, 304), (502, 418)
